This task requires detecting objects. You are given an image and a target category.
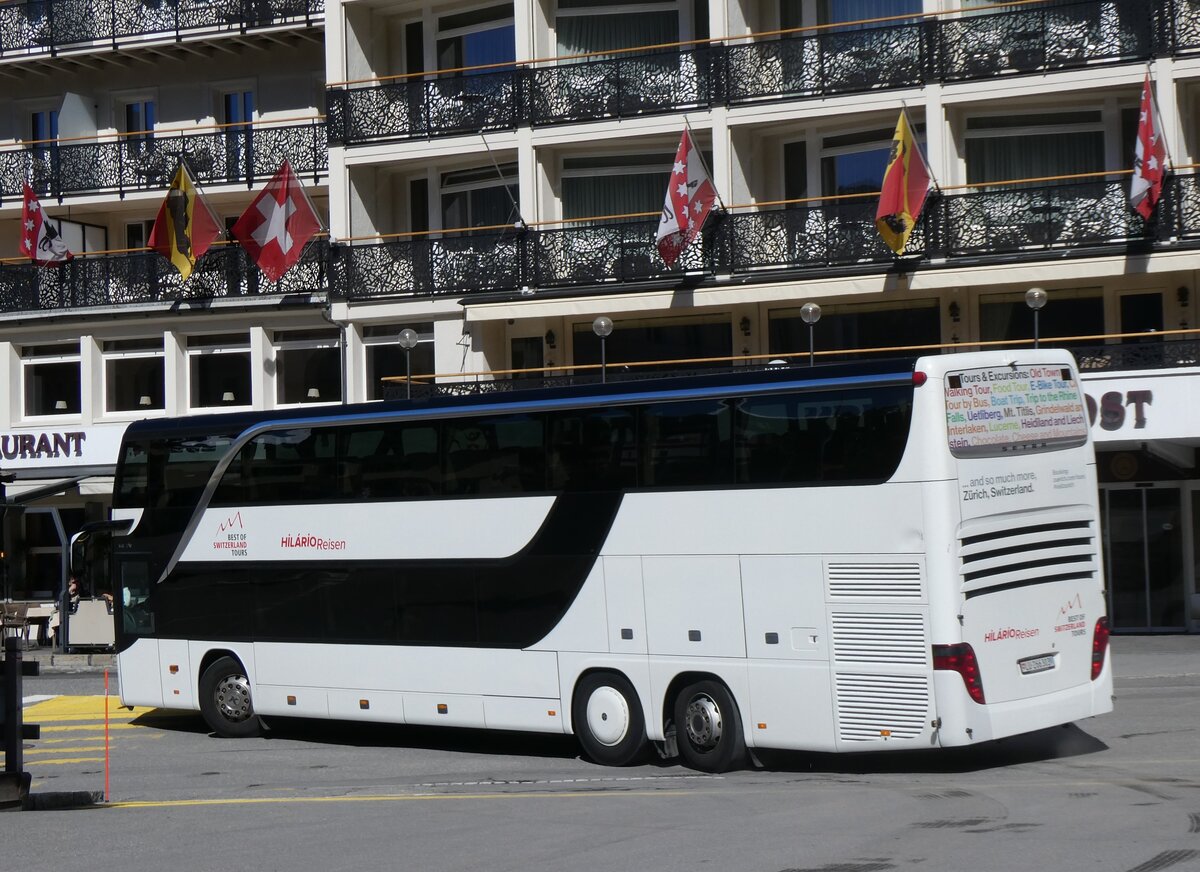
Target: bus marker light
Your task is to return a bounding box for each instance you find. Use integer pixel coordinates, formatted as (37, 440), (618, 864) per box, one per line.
(168, 665), (179, 674)
(880, 730), (891, 737)
(912, 371), (927, 387)
(359, 699), (370, 710)
(173, 689), (180, 695)
(757, 723), (766, 730)
(287, 695), (297, 706)
(548, 710), (556, 717)
(1091, 616), (1110, 680)
(437, 704), (448, 714)
(932, 642), (986, 704)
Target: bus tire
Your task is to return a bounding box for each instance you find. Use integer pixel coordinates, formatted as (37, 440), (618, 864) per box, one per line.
(199, 656), (263, 738)
(673, 679), (745, 773)
(572, 671), (648, 767)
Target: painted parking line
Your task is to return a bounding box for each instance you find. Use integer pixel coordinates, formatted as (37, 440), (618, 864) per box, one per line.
(108, 789), (693, 810)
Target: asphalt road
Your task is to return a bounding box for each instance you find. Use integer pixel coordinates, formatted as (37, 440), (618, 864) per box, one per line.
(3, 637), (1199, 872)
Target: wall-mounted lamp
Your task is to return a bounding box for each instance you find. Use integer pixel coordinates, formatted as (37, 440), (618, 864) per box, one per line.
(222, 391), (236, 403)
(544, 329), (557, 349)
(948, 301), (960, 322)
(739, 316), (751, 337)
(306, 387), (321, 400)
(1178, 286), (1190, 308)
(139, 395), (153, 406)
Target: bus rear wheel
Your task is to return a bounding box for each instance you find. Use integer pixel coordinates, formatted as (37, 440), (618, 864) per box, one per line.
(572, 672), (648, 766)
(673, 680), (745, 773)
(199, 656), (263, 738)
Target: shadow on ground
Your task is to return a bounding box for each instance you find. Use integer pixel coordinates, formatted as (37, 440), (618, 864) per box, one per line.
(130, 708), (1107, 775)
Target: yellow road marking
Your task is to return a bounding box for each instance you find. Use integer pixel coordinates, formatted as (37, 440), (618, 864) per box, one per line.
(24, 746), (106, 755)
(108, 790), (690, 810)
(41, 723), (149, 733)
(33, 733), (163, 744)
(25, 757), (105, 766)
(24, 696), (156, 721)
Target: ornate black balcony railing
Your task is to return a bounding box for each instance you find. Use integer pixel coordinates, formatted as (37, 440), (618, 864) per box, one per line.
(3, 174), (1199, 315)
(527, 46), (716, 126)
(1072, 338), (1200, 372)
(333, 0), (1169, 146)
(0, 238), (328, 313)
(725, 17), (927, 104)
(0, 121), (327, 203)
(0, 0), (322, 59)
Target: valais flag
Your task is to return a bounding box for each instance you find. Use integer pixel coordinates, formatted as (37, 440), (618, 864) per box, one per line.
(231, 160), (322, 282)
(1131, 72), (1167, 221)
(19, 184), (72, 265)
(656, 130), (717, 267)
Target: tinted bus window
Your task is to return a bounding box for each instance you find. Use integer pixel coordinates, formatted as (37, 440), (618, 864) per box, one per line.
(641, 399), (733, 487)
(549, 407), (638, 491)
(114, 434), (236, 510)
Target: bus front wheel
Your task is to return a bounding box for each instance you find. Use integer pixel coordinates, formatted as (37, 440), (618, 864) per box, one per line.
(572, 672), (648, 766)
(673, 680), (745, 772)
(199, 656), (263, 738)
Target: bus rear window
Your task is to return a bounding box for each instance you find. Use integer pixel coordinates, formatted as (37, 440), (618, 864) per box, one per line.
(945, 364), (1088, 458)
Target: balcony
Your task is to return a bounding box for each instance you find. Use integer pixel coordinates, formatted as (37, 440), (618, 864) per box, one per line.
(0, 238), (329, 312)
(332, 0), (1162, 147)
(0, 118), (327, 203)
(0, 0), (323, 60)
(1, 172), (1196, 316)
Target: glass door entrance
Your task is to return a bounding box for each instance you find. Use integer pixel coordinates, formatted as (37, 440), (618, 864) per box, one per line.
(1101, 486), (1187, 630)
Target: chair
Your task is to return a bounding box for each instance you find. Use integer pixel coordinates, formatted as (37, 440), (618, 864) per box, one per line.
(2, 603), (30, 646)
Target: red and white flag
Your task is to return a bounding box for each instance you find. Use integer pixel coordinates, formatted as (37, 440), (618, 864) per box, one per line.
(231, 159), (322, 282)
(1131, 72), (1167, 220)
(656, 130), (718, 267)
(18, 183), (72, 265)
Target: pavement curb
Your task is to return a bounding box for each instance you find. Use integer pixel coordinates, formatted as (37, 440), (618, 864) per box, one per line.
(23, 790), (105, 811)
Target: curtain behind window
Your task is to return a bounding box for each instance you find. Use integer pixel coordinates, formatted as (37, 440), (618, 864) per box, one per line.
(557, 11), (678, 59)
(965, 132), (1104, 185)
(562, 172), (670, 223)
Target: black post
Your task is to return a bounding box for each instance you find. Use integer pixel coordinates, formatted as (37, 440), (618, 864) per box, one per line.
(3, 637), (23, 775)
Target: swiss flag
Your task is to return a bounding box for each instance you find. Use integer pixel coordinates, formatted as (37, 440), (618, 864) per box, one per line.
(1131, 72), (1167, 221)
(656, 129), (718, 267)
(231, 160), (322, 282)
(18, 183), (72, 265)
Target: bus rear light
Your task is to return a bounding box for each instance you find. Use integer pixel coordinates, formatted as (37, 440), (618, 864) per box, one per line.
(933, 642), (986, 704)
(912, 371), (928, 387)
(1091, 616), (1110, 680)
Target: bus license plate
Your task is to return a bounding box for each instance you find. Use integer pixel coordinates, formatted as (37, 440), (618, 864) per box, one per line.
(1019, 654), (1056, 675)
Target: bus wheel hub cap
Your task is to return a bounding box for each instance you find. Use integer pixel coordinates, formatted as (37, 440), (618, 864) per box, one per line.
(586, 687), (629, 746)
(216, 675), (252, 722)
(684, 695), (722, 749)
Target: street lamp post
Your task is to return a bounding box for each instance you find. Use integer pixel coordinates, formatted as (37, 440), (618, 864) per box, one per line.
(398, 328), (419, 399)
(800, 302), (821, 367)
(1025, 287), (1047, 349)
(592, 316), (613, 383)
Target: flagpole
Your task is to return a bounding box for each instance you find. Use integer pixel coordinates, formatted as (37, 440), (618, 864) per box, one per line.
(1145, 64), (1175, 170)
(681, 114), (726, 211)
(479, 131), (526, 228)
(899, 103), (940, 193)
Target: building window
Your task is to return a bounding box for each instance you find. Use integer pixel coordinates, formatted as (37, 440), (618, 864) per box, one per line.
(188, 333), (252, 409)
(572, 314), (732, 371)
(274, 329), (342, 405)
(22, 342), (81, 418)
(770, 299), (940, 361)
(784, 140), (808, 202)
(436, 4), (515, 71)
(104, 338), (165, 413)
(123, 100), (156, 142)
(363, 324), (435, 400)
(561, 153), (672, 223)
(126, 220), (156, 251)
(964, 111), (1105, 186)
(440, 163), (519, 232)
(978, 289), (1104, 347)
(556, 0), (679, 58)
(817, 0), (920, 29)
(820, 126), (897, 197)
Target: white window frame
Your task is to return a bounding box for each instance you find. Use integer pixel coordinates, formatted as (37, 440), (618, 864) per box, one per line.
(101, 339), (165, 419)
(272, 329), (343, 408)
(187, 333), (253, 411)
(363, 323), (435, 401)
(21, 342), (81, 422)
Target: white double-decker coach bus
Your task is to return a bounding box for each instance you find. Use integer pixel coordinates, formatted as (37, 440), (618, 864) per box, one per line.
(81, 349), (1112, 772)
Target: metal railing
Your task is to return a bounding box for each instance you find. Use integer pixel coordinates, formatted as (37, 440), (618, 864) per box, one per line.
(0, 119), (327, 203)
(329, 0), (1160, 147)
(0, 172), (1196, 315)
(0, 0), (323, 59)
